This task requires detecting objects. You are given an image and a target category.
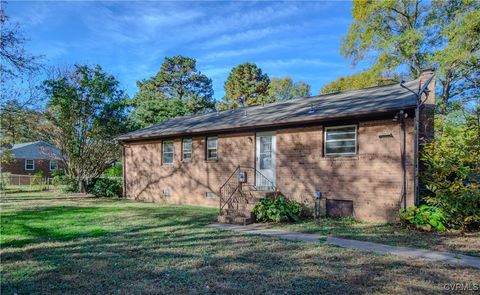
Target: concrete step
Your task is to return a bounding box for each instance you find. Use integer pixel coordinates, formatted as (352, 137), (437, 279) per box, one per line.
(217, 214), (253, 225)
(226, 202), (257, 211)
(221, 209), (254, 218)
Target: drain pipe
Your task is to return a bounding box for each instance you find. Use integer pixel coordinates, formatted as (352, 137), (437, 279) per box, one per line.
(400, 75), (434, 205)
(394, 110), (408, 209)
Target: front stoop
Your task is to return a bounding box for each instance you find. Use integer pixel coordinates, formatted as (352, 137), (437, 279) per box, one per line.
(217, 213), (253, 226)
(217, 190), (272, 225)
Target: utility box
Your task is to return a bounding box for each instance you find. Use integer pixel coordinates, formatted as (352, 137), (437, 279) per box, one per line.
(238, 171), (247, 183)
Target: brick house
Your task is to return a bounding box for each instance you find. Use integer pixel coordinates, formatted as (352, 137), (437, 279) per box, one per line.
(116, 70), (435, 223)
(1, 141), (63, 178)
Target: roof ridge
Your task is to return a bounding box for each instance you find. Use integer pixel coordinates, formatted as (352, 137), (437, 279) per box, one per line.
(116, 79), (420, 141)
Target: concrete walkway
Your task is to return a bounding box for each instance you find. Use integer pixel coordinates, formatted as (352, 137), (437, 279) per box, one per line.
(207, 223), (480, 269)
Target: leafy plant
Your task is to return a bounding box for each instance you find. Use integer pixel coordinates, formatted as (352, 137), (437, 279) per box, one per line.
(400, 205), (447, 232)
(88, 178), (122, 198)
(252, 195), (303, 223)
(420, 116), (480, 230)
(31, 171), (44, 185)
(103, 163), (122, 177)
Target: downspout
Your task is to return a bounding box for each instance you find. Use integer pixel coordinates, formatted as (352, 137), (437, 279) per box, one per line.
(400, 112), (407, 210)
(400, 74), (434, 205)
(121, 143), (126, 198)
(395, 110), (407, 210)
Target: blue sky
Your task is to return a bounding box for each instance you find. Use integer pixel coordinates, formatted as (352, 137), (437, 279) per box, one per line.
(8, 1), (360, 100)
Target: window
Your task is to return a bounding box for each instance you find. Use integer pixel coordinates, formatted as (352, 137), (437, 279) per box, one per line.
(25, 159), (35, 170)
(206, 137), (218, 160)
(206, 192), (217, 199)
(50, 160), (58, 170)
(162, 141), (174, 165)
(324, 125), (357, 156)
(182, 138), (192, 161)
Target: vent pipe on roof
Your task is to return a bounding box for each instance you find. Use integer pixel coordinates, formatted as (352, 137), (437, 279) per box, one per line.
(308, 104), (315, 114)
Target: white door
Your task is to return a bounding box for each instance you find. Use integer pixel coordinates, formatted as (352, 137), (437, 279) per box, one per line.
(256, 132), (276, 190)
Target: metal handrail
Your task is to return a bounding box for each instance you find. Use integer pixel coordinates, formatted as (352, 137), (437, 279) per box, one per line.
(219, 166), (276, 212)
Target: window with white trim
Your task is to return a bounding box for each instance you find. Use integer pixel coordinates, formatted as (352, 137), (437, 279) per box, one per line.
(50, 160), (58, 170)
(182, 138), (192, 161)
(25, 159), (35, 170)
(206, 137), (218, 160)
(324, 125), (357, 156)
(162, 141), (174, 165)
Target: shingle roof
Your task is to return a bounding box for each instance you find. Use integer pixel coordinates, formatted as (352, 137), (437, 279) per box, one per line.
(117, 79), (420, 142)
(4, 141), (61, 160)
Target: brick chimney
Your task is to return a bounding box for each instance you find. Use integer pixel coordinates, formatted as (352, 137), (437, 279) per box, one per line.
(418, 68), (435, 142)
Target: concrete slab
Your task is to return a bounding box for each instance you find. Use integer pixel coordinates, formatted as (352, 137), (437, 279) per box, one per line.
(207, 223), (480, 269)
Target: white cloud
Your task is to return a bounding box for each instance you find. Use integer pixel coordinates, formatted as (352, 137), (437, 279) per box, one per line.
(200, 43), (280, 61)
(200, 25), (296, 49)
(259, 58), (345, 69)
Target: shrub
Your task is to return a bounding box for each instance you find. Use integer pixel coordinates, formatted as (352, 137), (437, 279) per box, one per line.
(51, 170), (78, 192)
(420, 116), (480, 230)
(31, 171), (45, 185)
(400, 205), (447, 232)
(103, 163), (122, 177)
(88, 178), (122, 198)
(252, 195), (304, 223)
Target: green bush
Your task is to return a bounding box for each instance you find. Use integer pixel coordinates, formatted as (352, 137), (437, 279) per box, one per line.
(88, 178), (122, 198)
(400, 205), (447, 231)
(31, 171), (44, 185)
(103, 163), (122, 177)
(51, 170), (78, 192)
(252, 195), (304, 223)
(420, 116), (480, 230)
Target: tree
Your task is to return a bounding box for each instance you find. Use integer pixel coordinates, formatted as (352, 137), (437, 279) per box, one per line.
(0, 100), (44, 144)
(131, 56), (214, 127)
(43, 65), (130, 192)
(0, 3), (44, 146)
(335, 0), (479, 115)
(0, 5), (40, 83)
(222, 62), (270, 108)
(433, 8), (480, 115)
(267, 77), (311, 101)
(320, 69), (400, 94)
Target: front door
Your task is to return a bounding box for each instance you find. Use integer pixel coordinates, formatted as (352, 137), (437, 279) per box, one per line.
(256, 132), (276, 190)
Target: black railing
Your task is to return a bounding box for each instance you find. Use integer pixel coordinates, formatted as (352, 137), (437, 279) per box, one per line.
(219, 166), (276, 211)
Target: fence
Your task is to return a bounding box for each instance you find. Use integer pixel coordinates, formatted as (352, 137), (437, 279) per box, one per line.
(0, 173), (54, 192)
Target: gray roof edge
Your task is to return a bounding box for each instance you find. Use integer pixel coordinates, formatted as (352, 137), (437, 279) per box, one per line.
(116, 79), (421, 142)
(117, 104), (416, 142)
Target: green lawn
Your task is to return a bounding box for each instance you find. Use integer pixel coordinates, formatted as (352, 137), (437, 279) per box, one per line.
(276, 217), (480, 257)
(1, 192), (479, 294)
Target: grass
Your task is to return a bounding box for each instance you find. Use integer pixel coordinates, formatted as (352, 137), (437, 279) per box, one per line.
(274, 217), (480, 257)
(1, 191), (479, 294)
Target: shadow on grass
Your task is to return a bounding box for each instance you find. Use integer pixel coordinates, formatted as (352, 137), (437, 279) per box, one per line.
(1, 199), (478, 294)
(275, 217), (480, 257)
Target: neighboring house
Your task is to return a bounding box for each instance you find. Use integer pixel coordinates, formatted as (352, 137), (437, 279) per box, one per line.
(116, 70), (435, 223)
(1, 141), (63, 178)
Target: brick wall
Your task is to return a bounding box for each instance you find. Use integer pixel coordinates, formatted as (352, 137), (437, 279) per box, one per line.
(275, 119), (415, 222)
(124, 133), (255, 207)
(2, 158), (62, 178)
(124, 117), (415, 222)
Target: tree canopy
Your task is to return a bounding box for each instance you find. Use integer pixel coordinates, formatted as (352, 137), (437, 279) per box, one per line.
(320, 69), (400, 94)
(131, 56), (214, 127)
(0, 7), (41, 83)
(43, 64), (130, 191)
(222, 62), (270, 109)
(267, 77), (311, 101)
(323, 0), (479, 116)
(0, 100), (44, 145)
